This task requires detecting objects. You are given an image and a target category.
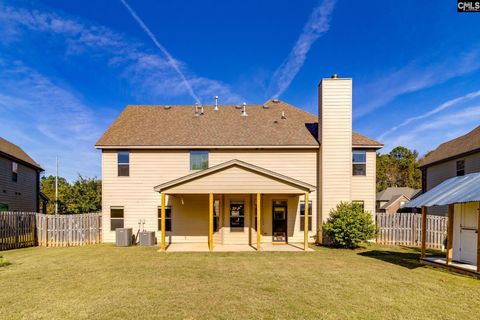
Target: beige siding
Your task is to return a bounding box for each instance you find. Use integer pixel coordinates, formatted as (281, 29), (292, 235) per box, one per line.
(319, 78), (352, 221)
(351, 150), (376, 216)
(165, 166), (307, 194)
(102, 149), (318, 243)
(0, 155), (38, 212)
(426, 152), (480, 215)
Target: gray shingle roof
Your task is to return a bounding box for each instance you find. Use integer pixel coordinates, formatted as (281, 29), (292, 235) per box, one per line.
(419, 125), (480, 167)
(0, 137), (43, 170)
(96, 100), (383, 148)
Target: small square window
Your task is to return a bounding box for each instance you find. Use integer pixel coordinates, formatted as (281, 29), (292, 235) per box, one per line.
(190, 150), (208, 170)
(110, 207), (124, 231)
(456, 160), (465, 176)
(12, 162), (18, 182)
(352, 201), (365, 211)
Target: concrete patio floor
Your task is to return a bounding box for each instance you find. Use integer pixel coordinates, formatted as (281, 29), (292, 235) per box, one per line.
(164, 243), (314, 252)
(422, 257), (479, 278)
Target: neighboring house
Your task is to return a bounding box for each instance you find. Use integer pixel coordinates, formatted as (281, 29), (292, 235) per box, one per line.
(419, 125), (480, 216)
(376, 187), (421, 214)
(95, 76), (383, 250)
(0, 137), (44, 212)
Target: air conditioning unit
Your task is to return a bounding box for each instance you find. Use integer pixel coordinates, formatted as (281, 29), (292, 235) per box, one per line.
(139, 231), (156, 246)
(116, 228), (133, 247)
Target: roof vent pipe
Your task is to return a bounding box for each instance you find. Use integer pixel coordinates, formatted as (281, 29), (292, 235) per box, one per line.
(241, 102), (248, 117)
(194, 102), (199, 116)
(331, 74), (339, 79)
(214, 96), (219, 111)
(281, 111), (286, 119)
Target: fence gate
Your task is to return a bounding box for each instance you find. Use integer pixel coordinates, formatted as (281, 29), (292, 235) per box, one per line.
(376, 212), (448, 250)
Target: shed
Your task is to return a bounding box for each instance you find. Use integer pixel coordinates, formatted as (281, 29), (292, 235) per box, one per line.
(406, 172), (480, 275)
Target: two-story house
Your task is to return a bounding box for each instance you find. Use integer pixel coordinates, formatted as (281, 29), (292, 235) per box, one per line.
(96, 76), (383, 250)
(419, 125), (480, 216)
(0, 137), (44, 212)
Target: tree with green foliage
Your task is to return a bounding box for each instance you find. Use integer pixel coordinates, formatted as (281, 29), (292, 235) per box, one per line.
(67, 176), (102, 214)
(40, 175), (101, 214)
(323, 202), (377, 248)
(376, 146), (422, 192)
(40, 175), (71, 214)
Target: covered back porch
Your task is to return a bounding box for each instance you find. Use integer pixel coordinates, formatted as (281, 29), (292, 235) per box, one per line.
(153, 159), (316, 252)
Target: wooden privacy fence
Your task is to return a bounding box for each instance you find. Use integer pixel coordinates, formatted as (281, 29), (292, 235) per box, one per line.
(1, 212), (101, 250)
(376, 212), (448, 250)
(36, 213), (102, 247)
(0, 212), (36, 250)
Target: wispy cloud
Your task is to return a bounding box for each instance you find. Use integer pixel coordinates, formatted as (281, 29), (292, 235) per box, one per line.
(0, 59), (106, 180)
(377, 90), (480, 140)
(0, 2), (241, 104)
(119, 0), (200, 103)
(267, 0), (336, 98)
(381, 105), (480, 155)
(355, 50), (480, 118)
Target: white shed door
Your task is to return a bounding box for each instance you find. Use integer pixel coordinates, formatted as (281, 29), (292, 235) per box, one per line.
(459, 203), (478, 265)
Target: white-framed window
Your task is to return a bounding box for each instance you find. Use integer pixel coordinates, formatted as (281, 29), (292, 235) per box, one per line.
(190, 150), (208, 170)
(456, 160), (465, 176)
(352, 200), (365, 211)
(12, 161), (18, 182)
(110, 207), (124, 231)
(353, 150), (366, 176)
(300, 200), (312, 231)
(118, 151), (129, 176)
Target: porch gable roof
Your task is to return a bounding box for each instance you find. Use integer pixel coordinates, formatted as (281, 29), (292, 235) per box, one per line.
(153, 159), (316, 194)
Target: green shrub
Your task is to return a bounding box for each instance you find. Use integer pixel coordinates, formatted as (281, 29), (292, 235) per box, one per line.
(323, 202), (377, 248)
(0, 255), (11, 267)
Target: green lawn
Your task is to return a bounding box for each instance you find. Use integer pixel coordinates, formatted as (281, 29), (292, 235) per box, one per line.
(1, 244), (479, 320)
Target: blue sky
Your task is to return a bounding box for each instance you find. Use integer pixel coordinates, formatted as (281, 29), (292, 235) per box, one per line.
(1, 0), (479, 180)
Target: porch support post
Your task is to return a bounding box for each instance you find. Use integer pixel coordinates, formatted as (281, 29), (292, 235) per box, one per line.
(160, 192), (166, 252)
(446, 204), (454, 265)
(209, 193), (214, 252)
(304, 193), (309, 251)
(256, 193), (261, 251)
(477, 203), (480, 273)
(421, 206), (427, 258)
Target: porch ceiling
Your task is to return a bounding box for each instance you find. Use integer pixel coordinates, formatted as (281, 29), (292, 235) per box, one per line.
(153, 159), (316, 194)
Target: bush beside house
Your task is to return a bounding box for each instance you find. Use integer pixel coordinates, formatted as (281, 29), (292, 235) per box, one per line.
(323, 202), (377, 248)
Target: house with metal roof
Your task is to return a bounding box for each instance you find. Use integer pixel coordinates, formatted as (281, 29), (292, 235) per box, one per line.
(96, 76), (383, 251)
(419, 125), (480, 216)
(0, 137), (44, 212)
(406, 126), (480, 276)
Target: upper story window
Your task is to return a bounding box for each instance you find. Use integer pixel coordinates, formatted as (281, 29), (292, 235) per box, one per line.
(352, 150), (366, 176)
(118, 151), (129, 176)
(456, 160), (465, 176)
(190, 150), (208, 170)
(12, 162), (18, 182)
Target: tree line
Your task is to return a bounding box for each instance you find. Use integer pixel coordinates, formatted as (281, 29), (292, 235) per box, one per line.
(376, 146), (422, 192)
(41, 175), (101, 214)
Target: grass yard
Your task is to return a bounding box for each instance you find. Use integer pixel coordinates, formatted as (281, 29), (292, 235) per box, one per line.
(1, 244), (479, 320)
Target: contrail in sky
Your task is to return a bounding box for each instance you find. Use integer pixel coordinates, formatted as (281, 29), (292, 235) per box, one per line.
(120, 0), (200, 103)
(268, 0), (336, 98)
(376, 89), (480, 140)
